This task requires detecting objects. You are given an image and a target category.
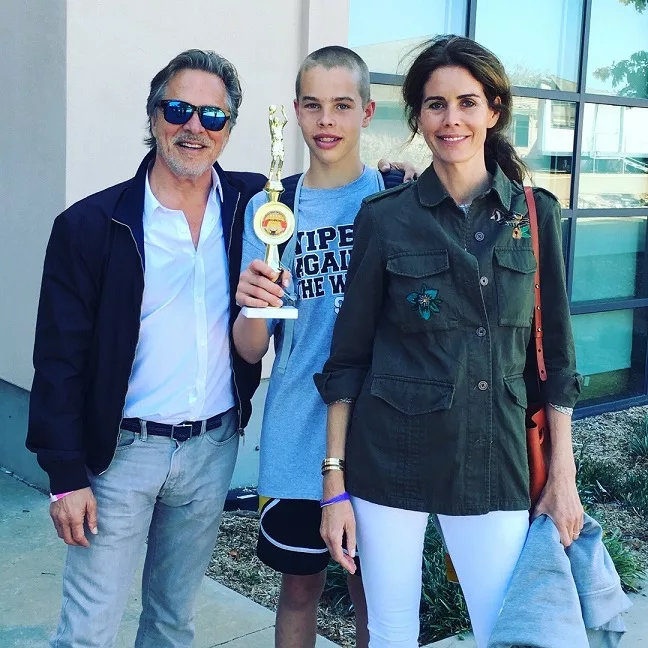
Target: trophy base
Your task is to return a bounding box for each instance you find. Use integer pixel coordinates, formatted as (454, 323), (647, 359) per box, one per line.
(241, 306), (298, 320)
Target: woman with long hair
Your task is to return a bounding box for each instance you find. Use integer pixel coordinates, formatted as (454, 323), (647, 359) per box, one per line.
(315, 35), (583, 647)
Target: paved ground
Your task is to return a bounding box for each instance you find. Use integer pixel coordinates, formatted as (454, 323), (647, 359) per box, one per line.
(0, 469), (334, 648)
(1, 469), (646, 648)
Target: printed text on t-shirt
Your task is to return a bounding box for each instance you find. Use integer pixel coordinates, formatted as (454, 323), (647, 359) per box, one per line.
(294, 224), (354, 306)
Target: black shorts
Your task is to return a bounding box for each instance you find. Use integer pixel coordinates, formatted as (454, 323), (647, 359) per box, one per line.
(256, 498), (360, 576)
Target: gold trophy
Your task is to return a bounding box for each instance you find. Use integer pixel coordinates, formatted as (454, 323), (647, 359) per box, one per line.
(241, 105), (298, 320)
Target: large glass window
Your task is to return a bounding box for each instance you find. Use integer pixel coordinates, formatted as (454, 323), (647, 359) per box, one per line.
(571, 216), (647, 302)
(475, 0), (583, 91)
(361, 84), (432, 170)
(348, 0), (467, 76)
(511, 97), (576, 208)
(578, 103), (648, 208)
(586, 0), (648, 99)
(573, 308), (647, 403)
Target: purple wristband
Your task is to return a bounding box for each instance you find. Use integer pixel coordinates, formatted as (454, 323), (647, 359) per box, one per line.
(320, 491), (350, 508)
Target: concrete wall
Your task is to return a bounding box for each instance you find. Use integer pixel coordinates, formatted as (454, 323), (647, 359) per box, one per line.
(0, 0), (67, 391)
(230, 380), (268, 489)
(0, 381), (43, 489)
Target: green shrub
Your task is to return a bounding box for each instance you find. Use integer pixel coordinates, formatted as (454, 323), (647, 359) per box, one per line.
(323, 561), (354, 615)
(601, 527), (645, 592)
(576, 455), (626, 505)
(624, 470), (648, 515)
(419, 521), (470, 644)
(630, 416), (648, 460)
(576, 454), (646, 589)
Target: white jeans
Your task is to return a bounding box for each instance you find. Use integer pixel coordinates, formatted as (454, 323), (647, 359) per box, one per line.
(352, 496), (529, 648)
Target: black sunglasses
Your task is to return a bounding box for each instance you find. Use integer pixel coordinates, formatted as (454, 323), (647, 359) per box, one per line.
(157, 100), (230, 132)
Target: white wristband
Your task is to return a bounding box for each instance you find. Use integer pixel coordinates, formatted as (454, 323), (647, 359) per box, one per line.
(49, 491), (73, 503)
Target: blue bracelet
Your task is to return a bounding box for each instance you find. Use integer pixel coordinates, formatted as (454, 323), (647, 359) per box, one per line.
(320, 491), (350, 508)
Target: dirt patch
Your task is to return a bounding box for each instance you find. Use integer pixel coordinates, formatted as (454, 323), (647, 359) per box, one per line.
(572, 405), (648, 571)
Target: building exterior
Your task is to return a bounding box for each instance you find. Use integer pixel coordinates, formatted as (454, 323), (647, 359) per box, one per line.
(1, 0), (647, 488)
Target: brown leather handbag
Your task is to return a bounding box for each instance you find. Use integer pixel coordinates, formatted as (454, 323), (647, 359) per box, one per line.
(445, 187), (550, 584)
(524, 185), (551, 509)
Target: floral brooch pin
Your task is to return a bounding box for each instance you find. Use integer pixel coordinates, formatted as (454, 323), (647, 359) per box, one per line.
(406, 284), (442, 320)
(491, 208), (530, 239)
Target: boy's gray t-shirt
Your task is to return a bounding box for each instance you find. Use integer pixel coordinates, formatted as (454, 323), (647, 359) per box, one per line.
(241, 166), (382, 501)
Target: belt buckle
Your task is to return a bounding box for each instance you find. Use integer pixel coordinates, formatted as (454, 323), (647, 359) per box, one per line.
(171, 423), (194, 443)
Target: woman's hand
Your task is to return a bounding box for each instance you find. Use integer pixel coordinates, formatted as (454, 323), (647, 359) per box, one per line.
(533, 470), (584, 548)
(321, 499), (357, 574)
(533, 407), (585, 548)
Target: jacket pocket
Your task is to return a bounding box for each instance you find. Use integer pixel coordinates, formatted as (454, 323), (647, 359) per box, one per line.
(371, 374), (455, 415)
(503, 374), (528, 410)
(386, 250), (454, 333)
(493, 248), (536, 327)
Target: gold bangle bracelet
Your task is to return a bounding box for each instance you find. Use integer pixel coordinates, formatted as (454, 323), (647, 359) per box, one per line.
(321, 458), (345, 472)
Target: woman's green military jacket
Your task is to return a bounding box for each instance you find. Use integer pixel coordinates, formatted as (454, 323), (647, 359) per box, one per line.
(314, 163), (582, 515)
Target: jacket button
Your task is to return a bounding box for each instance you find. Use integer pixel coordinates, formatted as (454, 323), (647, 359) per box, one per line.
(480, 276), (489, 286)
(475, 231), (485, 241)
(478, 380), (489, 391)
(476, 326), (487, 337)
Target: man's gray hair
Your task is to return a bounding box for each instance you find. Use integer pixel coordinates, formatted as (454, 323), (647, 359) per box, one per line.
(295, 46), (371, 105)
(145, 49), (242, 148)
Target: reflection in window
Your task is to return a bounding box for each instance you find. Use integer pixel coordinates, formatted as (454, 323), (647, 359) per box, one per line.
(348, 0), (467, 75)
(587, 0), (648, 99)
(360, 85), (432, 171)
(561, 217), (570, 262)
(510, 97), (576, 208)
(573, 308), (647, 405)
(512, 114), (530, 147)
(579, 104), (648, 208)
(572, 217), (647, 302)
(475, 0), (583, 91)
(551, 101), (576, 130)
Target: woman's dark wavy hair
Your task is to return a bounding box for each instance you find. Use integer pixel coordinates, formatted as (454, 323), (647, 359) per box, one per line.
(402, 35), (529, 184)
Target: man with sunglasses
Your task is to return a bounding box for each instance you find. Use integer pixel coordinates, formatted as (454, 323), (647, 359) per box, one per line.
(27, 50), (266, 648)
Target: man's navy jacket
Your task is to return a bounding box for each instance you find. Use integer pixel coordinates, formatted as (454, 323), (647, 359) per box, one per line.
(27, 149), (267, 494)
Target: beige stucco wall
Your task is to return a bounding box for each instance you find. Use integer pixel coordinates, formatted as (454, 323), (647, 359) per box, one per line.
(64, 0), (349, 206)
(0, 0), (67, 390)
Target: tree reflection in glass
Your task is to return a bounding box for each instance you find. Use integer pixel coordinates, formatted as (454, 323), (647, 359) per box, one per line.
(588, 0), (648, 99)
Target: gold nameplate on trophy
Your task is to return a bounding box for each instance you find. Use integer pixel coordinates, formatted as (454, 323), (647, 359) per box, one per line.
(242, 105), (298, 320)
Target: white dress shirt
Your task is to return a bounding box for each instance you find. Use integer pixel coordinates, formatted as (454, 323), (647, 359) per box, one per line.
(123, 168), (235, 424)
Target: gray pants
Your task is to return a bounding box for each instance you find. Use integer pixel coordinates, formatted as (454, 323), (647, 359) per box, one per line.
(51, 408), (239, 648)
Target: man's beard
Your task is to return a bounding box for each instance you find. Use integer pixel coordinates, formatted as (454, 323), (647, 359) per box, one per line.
(160, 135), (215, 179)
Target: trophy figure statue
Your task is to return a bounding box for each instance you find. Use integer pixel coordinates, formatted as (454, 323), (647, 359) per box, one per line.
(268, 104), (287, 188)
(241, 105), (298, 320)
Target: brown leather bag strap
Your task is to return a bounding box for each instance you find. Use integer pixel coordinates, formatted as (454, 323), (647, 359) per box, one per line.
(524, 186), (547, 383)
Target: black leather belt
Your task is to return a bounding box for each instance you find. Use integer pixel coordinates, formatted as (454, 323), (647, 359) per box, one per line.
(120, 409), (230, 443)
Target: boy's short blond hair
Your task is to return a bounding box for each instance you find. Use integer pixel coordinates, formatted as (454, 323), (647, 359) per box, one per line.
(295, 46), (371, 105)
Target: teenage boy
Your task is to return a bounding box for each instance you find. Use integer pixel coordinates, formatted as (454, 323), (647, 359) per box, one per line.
(233, 46), (411, 648)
